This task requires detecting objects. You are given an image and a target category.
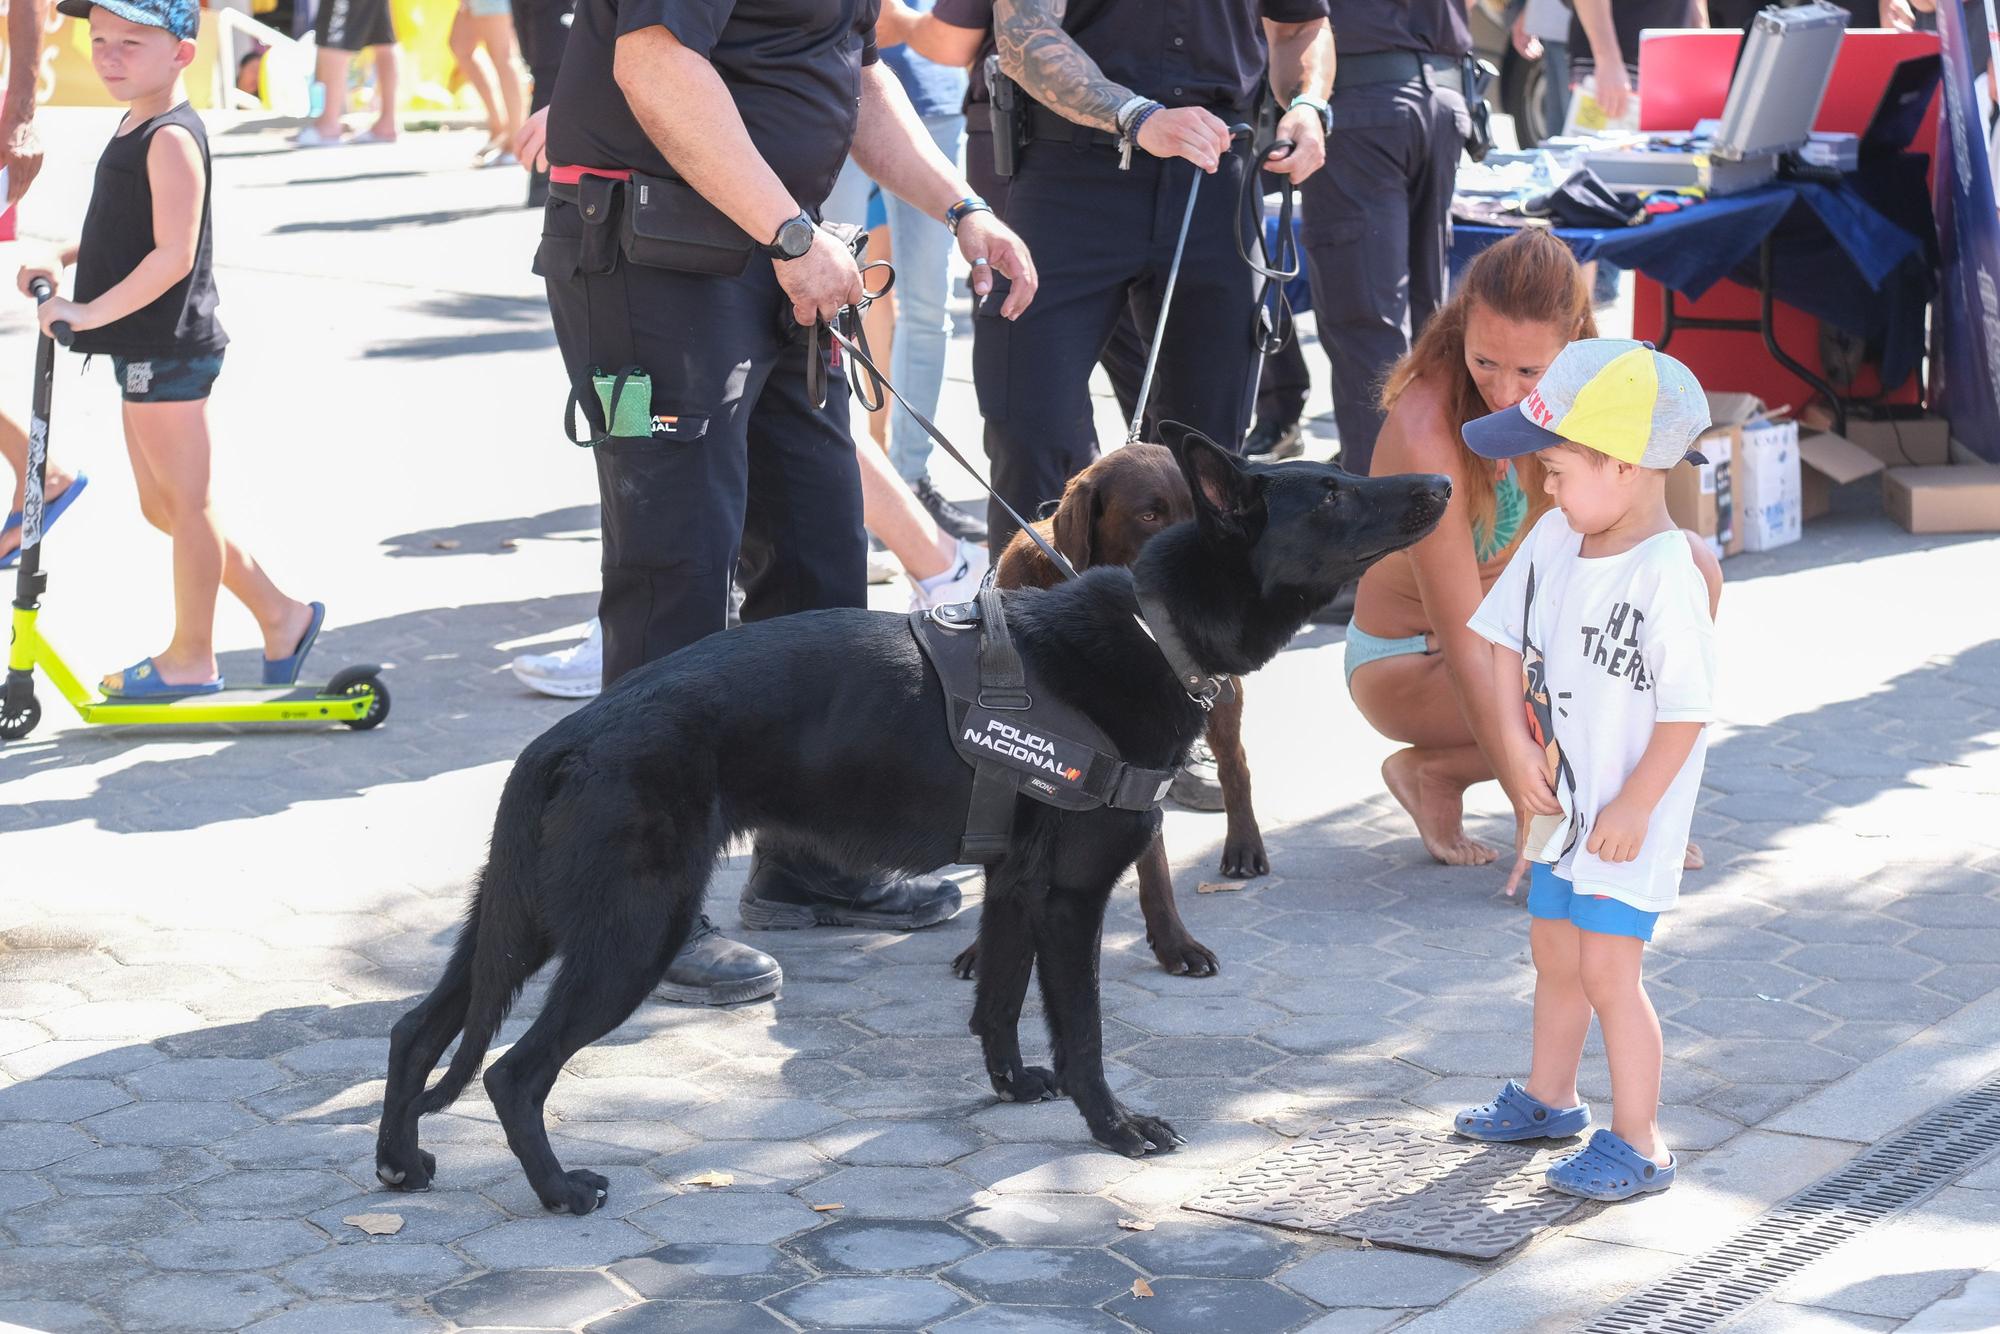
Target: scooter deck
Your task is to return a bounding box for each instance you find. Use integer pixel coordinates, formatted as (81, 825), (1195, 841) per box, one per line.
(78, 684), (376, 726)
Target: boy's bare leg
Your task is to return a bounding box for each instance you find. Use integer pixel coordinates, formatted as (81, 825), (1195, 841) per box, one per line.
(369, 45), (401, 140)
(0, 407), (77, 562)
(1578, 929), (1669, 1166)
(311, 47), (352, 137)
(450, 11), (504, 141)
(123, 401), (312, 681)
(472, 16), (526, 142)
(1523, 916), (1590, 1110)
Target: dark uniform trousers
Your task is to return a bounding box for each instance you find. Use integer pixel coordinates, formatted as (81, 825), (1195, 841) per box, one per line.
(974, 139), (1259, 554)
(537, 195), (866, 689)
(1300, 69), (1466, 476)
(511, 0), (572, 111)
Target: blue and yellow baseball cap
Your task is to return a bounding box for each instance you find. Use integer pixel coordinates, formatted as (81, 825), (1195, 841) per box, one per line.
(56, 0), (199, 41)
(1463, 339), (1710, 469)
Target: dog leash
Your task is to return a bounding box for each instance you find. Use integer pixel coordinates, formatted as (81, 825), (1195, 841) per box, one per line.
(1234, 133), (1302, 447)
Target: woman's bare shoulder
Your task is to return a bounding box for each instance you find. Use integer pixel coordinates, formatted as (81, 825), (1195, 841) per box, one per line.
(1377, 373), (1468, 474)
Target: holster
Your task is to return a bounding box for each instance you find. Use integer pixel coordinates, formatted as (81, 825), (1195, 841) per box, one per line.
(984, 53), (1025, 178)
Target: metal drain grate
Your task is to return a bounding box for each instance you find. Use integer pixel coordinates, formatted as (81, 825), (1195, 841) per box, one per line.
(1585, 1078), (2000, 1333)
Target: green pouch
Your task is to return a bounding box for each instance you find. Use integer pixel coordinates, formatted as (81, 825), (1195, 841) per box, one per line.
(566, 366), (653, 447)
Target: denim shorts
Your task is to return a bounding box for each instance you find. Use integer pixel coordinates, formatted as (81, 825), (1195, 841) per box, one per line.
(111, 353), (224, 403)
(1525, 862), (1660, 942)
(465, 0), (511, 19)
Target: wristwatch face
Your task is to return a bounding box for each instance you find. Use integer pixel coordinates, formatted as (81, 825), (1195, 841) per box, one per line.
(777, 216), (815, 258)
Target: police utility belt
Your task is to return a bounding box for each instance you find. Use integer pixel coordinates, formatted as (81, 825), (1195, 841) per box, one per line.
(908, 584), (1177, 865)
(548, 165), (868, 279)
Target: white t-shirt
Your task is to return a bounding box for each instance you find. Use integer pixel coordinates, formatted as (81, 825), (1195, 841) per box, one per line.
(1468, 510), (1716, 913)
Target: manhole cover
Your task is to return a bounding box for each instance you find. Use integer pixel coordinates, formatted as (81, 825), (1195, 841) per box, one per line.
(1182, 1118), (1584, 1260)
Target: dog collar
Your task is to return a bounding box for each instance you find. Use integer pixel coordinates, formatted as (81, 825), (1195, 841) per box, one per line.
(1132, 572), (1234, 713)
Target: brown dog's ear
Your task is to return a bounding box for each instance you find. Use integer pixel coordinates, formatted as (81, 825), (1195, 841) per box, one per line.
(1159, 420), (1259, 534)
(1051, 471), (1098, 570)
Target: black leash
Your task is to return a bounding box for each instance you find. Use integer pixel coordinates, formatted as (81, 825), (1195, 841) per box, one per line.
(1235, 133), (1302, 442)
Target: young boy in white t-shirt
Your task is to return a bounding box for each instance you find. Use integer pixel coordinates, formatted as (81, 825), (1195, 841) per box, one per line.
(1452, 339), (1718, 1202)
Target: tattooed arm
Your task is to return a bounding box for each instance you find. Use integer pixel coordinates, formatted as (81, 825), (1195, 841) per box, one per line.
(993, 0), (1232, 170)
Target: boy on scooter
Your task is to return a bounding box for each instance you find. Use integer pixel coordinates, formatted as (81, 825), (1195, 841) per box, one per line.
(17, 0), (322, 697)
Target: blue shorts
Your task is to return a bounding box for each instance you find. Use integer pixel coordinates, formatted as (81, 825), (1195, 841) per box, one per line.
(112, 353), (224, 403)
(1526, 862), (1659, 941)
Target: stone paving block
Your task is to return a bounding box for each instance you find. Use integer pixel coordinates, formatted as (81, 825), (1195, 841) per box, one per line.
(611, 1242), (811, 1300)
(967, 1101), (1099, 1145)
(214, 1122), (378, 1169)
(673, 1096), (850, 1141)
(280, 1242), (470, 1299)
(1112, 1220), (1300, 1278)
(628, 1187), (825, 1244)
(0, 1121), (95, 1170)
(1901, 928), (2000, 965)
(1291, 1312), (1408, 1334)
(956, 1192), (1129, 1247)
(1814, 1021), (1927, 1064)
(954, 1143), (1143, 1195)
(120, 1057), (288, 1101)
(783, 1218), (979, 1274)
(46, 1145), (225, 1195)
(1724, 1307), (1898, 1333)
(276, 1037), (392, 1078)
(646, 1139), (831, 1192)
(0, 1077), (132, 1122)
(1684, 1038), (1858, 1085)
(1915, 963), (2000, 1003)
(766, 1275), (970, 1329)
(1122, 1037), (1283, 1079)
(824, 1075), (992, 1119)
(809, 1118), (986, 1168)
(38, 1001), (209, 1043)
(140, 1218), (329, 1271)
(586, 1300), (792, 1333)
(246, 1076), (387, 1127)
(1394, 1234), (1681, 1333)
(6, 1191), (192, 1247)
(1673, 997), (1835, 1041)
(243, 1302), (449, 1334)
(1798, 981), (1961, 1024)
(109, 1272), (292, 1332)
(933, 1305), (1133, 1332)
(942, 1245), (1140, 1305)
(1700, 1080), (1818, 1126)
(1125, 996), (1287, 1039)
(306, 1190), (508, 1245)
(426, 1269), (631, 1328)
(796, 1164), (981, 1219)
(1261, 1014), (1412, 1056)
(0, 1299), (112, 1334)
(1102, 1275), (1321, 1334)
(83, 1099), (263, 1148)
(540, 1075), (715, 1124)
(457, 1214), (658, 1268)
(339, 1141), (526, 1195)
(3, 1038), (167, 1082)
(481, 1163), (675, 1220)
(0, 1170), (53, 1215)
(1397, 1033), (1527, 1079)
(1280, 1246), (1478, 1307)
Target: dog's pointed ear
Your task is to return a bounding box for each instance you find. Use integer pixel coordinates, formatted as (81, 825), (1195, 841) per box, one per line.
(1051, 469), (1097, 570)
(1158, 420), (1259, 532)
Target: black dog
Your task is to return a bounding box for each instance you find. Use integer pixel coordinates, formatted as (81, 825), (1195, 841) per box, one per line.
(375, 427), (1448, 1215)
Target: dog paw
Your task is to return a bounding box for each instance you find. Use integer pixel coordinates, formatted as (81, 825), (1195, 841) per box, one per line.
(375, 1149), (436, 1191)
(952, 943), (979, 980)
(1219, 837), (1270, 879)
(991, 1065), (1063, 1103)
(539, 1168), (610, 1215)
(1093, 1111), (1185, 1158)
(1153, 936), (1220, 978)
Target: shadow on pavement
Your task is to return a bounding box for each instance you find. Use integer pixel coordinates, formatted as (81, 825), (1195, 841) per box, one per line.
(378, 504), (599, 558)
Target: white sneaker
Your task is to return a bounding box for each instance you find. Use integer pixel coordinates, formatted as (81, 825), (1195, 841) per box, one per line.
(866, 546), (902, 585)
(910, 538), (991, 612)
(511, 619), (603, 698)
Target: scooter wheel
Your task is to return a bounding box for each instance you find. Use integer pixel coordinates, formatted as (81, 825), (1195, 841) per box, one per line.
(0, 696), (41, 741)
(340, 674), (390, 731)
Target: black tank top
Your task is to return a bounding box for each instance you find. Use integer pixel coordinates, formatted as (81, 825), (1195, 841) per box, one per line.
(72, 102), (226, 358)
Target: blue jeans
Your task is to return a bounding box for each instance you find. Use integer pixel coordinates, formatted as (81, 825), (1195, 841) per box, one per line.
(822, 111), (966, 484)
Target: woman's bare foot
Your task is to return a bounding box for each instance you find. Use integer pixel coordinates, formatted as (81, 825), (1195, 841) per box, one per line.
(1, 469), (77, 561)
(262, 599), (317, 661)
(1684, 841), (1704, 871)
(1383, 749), (1500, 866)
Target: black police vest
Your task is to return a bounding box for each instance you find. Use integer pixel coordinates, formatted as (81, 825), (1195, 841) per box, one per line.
(908, 587), (1177, 865)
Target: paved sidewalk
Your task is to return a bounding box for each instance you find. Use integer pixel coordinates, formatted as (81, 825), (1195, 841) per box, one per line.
(3, 113), (1999, 1332)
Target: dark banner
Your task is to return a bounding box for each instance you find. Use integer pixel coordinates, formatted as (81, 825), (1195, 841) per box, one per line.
(1934, 0), (2000, 460)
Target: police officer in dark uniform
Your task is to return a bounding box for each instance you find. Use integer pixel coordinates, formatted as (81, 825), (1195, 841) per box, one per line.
(1301, 0), (1471, 478)
(976, 0), (1333, 554)
(538, 0), (1037, 1003)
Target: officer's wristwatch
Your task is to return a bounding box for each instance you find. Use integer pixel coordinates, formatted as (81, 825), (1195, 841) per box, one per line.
(1290, 94), (1333, 137)
(763, 211), (816, 261)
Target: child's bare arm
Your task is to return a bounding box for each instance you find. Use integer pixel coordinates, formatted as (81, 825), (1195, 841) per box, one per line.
(51, 126), (203, 330)
(1587, 720), (1705, 863)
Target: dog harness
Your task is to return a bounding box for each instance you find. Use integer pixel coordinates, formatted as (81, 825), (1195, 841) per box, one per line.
(909, 584), (1181, 865)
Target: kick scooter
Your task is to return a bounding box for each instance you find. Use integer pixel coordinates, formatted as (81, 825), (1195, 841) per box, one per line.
(1, 279), (389, 741)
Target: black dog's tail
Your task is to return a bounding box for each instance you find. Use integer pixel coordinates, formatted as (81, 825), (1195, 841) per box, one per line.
(417, 753), (556, 1114)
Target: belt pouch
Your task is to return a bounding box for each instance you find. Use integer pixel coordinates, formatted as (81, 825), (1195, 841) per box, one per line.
(577, 174), (622, 275)
(620, 171), (757, 276)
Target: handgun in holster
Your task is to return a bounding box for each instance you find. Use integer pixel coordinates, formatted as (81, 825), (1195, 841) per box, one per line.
(985, 53), (1027, 179)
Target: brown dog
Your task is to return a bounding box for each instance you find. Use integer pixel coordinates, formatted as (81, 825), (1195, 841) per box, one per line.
(959, 444), (1268, 977)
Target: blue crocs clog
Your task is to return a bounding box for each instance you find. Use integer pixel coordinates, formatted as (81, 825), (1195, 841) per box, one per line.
(1453, 1079), (1592, 1142)
(1546, 1129), (1677, 1201)
(102, 658), (224, 699)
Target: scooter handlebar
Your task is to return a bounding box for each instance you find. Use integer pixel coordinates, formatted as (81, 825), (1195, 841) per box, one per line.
(29, 277), (73, 347)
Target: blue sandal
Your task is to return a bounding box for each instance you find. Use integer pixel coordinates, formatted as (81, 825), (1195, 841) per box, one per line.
(1546, 1129), (1676, 1201)
(102, 658), (224, 699)
(1453, 1080), (1591, 1142)
(262, 601), (325, 685)
(1, 472), (89, 570)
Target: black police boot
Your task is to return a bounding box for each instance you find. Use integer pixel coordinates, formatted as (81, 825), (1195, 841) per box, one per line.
(652, 915), (783, 1006)
(1244, 417), (1304, 461)
(739, 849), (962, 931)
(912, 474), (989, 544)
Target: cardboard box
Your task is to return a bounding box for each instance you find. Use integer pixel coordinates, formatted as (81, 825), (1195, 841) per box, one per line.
(1738, 417), (1802, 551)
(1666, 426), (1741, 559)
(1799, 431), (1887, 521)
(1844, 416), (1952, 469)
(1883, 465), (2000, 534)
